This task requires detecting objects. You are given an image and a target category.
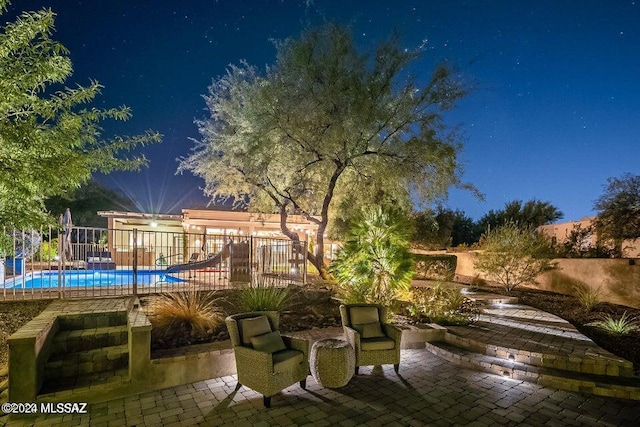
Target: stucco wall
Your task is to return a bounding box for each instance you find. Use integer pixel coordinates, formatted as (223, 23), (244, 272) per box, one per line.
(452, 252), (640, 309)
(538, 217), (640, 258)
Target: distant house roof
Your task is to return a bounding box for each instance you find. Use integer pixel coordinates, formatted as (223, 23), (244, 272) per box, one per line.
(97, 210), (181, 221)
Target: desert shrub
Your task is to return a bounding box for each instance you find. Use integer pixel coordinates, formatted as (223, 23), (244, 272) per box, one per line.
(573, 284), (604, 312)
(238, 283), (291, 312)
(413, 254), (457, 281)
(33, 238), (58, 261)
(474, 223), (556, 292)
(330, 207), (414, 308)
(408, 284), (479, 325)
(149, 291), (224, 340)
(587, 312), (640, 335)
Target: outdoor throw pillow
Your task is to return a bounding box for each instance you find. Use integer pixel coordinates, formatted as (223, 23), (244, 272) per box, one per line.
(251, 331), (287, 354)
(349, 306), (380, 325)
(239, 315), (272, 346)
(361, 322), (385, 338)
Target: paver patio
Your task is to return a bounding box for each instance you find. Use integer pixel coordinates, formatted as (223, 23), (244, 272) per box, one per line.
(5, 348), (640, 426)
(3, 295), (640, 426)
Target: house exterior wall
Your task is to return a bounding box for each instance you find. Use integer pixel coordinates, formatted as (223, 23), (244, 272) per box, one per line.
(538, 217), (640, 258)
(97, 208), (340, 262)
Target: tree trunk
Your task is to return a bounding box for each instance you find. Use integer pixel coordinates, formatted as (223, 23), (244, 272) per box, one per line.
(278, 206), (329, 279)
(310, 220), (329, 279)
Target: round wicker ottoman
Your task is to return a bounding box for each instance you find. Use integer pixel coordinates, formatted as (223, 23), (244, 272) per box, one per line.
(310, 338), (355, 388)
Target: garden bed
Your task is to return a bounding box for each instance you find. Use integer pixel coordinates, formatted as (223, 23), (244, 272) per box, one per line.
(2, 284), (640, 392)
(485, 285), (640, 375)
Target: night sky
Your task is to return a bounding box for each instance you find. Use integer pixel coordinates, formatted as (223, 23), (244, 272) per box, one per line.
(5, 0), (640, 221)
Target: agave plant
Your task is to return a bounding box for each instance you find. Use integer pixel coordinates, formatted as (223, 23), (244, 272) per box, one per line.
(238, 283), (291, 312)
(587, 311), (640, 335)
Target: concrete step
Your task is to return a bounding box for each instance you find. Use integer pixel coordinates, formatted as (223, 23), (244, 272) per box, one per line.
(461, 291), (519, 305)
(44, 344), (128, 380)
(425, 341), (640, 401)
(52, 324), (128, 353)
(57, 311), (127, 331)
(445, 321), (635, 378)
(39, 367), (129, 396)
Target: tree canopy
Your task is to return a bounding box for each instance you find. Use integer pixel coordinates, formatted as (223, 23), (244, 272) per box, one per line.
(411, 207), (477, 249)
(0, 0), (160, 229)
(476, 199), (563, 233)
(593, 173), (640, 256)
(45, 180), (135, 228)
(180, 24), (473, 277)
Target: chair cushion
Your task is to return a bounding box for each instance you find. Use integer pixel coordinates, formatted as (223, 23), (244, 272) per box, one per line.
(238, 315), (272, 346)
(361, 322), (385, 338)
(349, 306), (379, 325)
(272, 349), (304, 373)
(361, 337), (395, 351)
(352, 321), (385, 338)
(251, 331), (287, 354)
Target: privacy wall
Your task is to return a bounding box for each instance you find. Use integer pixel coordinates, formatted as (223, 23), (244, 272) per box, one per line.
(453, 252), (640, 309)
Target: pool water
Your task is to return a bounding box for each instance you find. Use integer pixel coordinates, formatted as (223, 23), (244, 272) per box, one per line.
(5, 270), (184, 289)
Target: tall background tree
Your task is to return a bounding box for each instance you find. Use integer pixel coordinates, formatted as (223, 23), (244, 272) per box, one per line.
(411, 208), (451, 250)
(593, 173), (640, 257)
(411, 207), (478, 249)
(0, 0), (160, 229)
(180, 24), (475, 278)
(45, 180), (135, 228)
(476, 199), (563, 234)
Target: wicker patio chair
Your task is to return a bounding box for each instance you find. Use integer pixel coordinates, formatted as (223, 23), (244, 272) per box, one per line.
(339, 303), (402, 375)
(225, 311), (309, 408)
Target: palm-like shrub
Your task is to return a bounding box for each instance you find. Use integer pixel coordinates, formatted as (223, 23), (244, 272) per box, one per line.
(330, 207), (414, 308)
(149, 291), (224, 339)
(587, 312), (640, 335)
(238, 283), (291, 312)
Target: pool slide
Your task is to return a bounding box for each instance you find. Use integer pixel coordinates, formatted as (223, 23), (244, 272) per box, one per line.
(165, 242), (232, 274)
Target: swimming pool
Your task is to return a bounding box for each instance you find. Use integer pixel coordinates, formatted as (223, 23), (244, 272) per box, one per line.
(4, 270), (184, 289)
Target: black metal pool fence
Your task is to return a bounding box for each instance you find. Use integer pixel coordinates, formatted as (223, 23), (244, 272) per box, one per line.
(1, 226), (307, 301)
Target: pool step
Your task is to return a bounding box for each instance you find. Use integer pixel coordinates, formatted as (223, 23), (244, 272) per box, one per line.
(40, 311), (130, 396)
(57, 311), (128, 331)
(51, 324), (128, 353)
(44, 344), (129, 380)
(424, 341), (640, 400)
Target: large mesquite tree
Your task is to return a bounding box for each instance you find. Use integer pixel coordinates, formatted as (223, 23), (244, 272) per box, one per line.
(0, 0), (160, 229)
(180, 24), (472, 278)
